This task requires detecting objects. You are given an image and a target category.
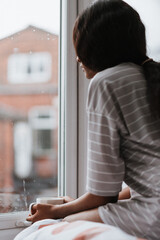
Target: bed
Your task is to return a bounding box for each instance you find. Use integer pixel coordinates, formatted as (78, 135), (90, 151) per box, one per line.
(14, 219), (146, 240)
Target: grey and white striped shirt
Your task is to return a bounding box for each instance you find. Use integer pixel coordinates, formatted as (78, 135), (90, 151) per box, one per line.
(86, 63), (160, 239)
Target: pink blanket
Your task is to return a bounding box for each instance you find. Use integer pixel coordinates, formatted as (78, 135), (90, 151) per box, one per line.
(14, 219), (146, 240)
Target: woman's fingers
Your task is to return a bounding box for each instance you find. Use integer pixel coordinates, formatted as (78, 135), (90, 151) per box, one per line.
(26, 212), (40, 223)
(32, 204), (38, 211)
(26, 203), (56, 223)
(26, 214), (35, 222)
(29, 203), (37, 215)
(63, 196), (75, 203)
(27, 204), (39, 222)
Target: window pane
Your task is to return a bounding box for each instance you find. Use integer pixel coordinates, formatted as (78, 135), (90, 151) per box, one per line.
(124, 0), (160, 60)
(0, 0), (60, 213)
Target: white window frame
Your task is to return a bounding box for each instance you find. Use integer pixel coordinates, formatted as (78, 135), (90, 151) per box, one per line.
(59, 0), (93, 199)
(0, 0), (92, 238)
(77, 0), (94, 197)
(58, 0), (78, 198)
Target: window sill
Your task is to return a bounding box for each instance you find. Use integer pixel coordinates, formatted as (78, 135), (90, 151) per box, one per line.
(0, 211), (30, 240)
(0, 211), (31, 230)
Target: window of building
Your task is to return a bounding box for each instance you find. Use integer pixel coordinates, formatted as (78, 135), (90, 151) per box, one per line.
(29, 106), (57, 160)
(8, 52), (52, 84)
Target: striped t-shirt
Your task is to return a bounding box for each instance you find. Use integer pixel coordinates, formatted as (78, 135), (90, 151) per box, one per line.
(86, 63), (160, 239)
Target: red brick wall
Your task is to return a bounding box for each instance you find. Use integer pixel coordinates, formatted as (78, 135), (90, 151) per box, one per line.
(0, 26), (58, 85)
(0, 26), (58, 191)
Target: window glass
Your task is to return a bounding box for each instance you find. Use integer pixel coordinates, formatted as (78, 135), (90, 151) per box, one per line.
(8, 52), (52, 84)
(124, 0), (160, 61)
(0, 0), (60, 213)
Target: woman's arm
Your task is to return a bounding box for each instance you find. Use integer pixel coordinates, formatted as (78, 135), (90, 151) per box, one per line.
(62, 187), (131, 223)
(27, 192), (118, 223)
(61, 192), (118, 216)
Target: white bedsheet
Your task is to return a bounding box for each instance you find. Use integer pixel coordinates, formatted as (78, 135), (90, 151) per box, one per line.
(14, 219), (145, 240)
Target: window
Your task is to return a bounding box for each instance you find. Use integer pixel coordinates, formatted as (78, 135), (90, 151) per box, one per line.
(0, 0), (60, 216)
(124, 0), (160, 61)
(0, 2), (159, 237)
(29, 106), (57, 155)
(8, 52), (52, 84)
(0, 2), (80, 236)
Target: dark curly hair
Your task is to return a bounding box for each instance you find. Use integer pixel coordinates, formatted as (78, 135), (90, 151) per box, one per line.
(73, 0), (160, 118)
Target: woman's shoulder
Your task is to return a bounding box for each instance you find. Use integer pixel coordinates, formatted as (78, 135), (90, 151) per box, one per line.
(89, 62), (144, 93)
(87, 62), (145, 114)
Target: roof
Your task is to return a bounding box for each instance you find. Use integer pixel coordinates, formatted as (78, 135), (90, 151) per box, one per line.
(0, 25), (58, 42)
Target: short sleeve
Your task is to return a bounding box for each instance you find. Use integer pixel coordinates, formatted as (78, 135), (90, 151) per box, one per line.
(86, 78), (125, 196)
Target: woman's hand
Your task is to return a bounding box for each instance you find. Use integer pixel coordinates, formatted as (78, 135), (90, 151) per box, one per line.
(26, 196), (75, 223)
(63, 196), (75, 203)
(26, 203), (59, 223)
(26, 192), (116, 223)
(118, 187), (130, 200)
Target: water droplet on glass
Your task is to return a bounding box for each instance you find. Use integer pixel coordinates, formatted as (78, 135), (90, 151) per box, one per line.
(10, 121), (14, 127)
(23, 180), (28, 211)
(13, 48), (19, 53)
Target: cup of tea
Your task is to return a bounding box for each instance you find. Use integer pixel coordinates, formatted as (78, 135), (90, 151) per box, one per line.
(29, 197), (64, 215)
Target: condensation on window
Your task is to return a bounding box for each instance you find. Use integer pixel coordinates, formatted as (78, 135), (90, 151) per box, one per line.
(0, 0), (60, 213)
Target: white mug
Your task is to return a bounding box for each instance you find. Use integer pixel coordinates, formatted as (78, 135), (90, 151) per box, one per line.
(36, 197), (64, 205)
(29, 197), (64, 215)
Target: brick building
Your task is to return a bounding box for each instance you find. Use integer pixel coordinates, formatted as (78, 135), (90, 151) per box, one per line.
(0, 26), (59, 193)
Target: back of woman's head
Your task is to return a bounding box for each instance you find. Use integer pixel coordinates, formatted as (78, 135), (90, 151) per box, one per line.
(73, 0), (146, 71)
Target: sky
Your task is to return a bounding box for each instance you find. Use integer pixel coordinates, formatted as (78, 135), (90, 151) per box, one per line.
(0, 0), (159, 60)
(0, 0), (60, 39)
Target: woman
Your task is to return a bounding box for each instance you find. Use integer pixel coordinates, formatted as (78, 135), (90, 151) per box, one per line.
(27, 1), (160, 239)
